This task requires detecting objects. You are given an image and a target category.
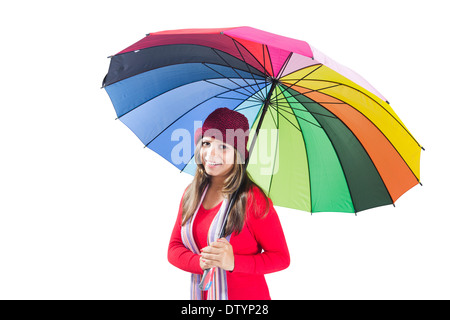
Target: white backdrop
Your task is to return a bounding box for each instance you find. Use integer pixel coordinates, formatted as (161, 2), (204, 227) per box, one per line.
(1, 0), (448, 299)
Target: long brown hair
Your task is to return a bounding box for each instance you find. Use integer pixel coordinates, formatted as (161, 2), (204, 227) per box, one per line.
(181, 140), (270, 236)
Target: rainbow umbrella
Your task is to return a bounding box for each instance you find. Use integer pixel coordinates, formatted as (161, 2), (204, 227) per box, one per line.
(102, 27), (423, 214)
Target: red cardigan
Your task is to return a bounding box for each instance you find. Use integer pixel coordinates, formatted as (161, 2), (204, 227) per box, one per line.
(168, 185), (290, 300)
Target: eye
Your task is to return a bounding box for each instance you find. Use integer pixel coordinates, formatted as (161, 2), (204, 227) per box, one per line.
(220, 144), (227, 149)
(202, 141), (210, 147)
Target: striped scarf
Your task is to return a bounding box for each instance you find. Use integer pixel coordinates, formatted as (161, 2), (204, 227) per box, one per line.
(181, 183), (231, 300)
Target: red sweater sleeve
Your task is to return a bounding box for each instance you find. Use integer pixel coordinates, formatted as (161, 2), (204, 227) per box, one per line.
(232, 187), (290, 274)
(167, 187), (203, 275)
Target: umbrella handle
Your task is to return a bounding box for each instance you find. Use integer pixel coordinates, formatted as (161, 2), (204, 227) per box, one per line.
(199, 267), (215, 291)
(198, 189), (235, 292)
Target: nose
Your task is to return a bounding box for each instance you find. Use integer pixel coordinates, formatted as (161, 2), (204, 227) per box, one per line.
(207, 144), (217, 157)
(204, 143), (223, 161)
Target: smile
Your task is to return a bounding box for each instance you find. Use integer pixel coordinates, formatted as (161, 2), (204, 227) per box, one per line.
(205, 161), (223, 167)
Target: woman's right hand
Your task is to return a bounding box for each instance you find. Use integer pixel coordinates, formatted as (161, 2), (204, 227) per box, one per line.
(199, 238), (235, 271)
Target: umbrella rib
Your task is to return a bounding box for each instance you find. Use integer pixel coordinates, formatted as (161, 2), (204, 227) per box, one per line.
(202, 63), (259, 98)
(224, 41), (266, 99)
(266, 100), (279, 129)
(276, 52), (293, 79)
(144, 94), (215, 148)
(276, 89), (313, 213)
(276, 96), (339, 119)
(202, 79), (262, 101)
(223, 33), (271, 87)
(262, 44), (271, 99)
(280, 101), (345, 105)
(222, 34), (269, 77)
(215, 96), (262, 103)
(275, 104), (323, 129)
(276, 103), (337, 120)
(209, 80), (268, 101)
(271, 65), (324, 101)
(262, 44), (268, 80)
(266, 104), (279, 197)
(235, 102), (263, 112)
(279, 63), (323, 80)
(266, 84), (280, 130)
(264, 44), (275, 78)
(281, 83), (342, 98)
(210, 47), (265, 101)
(268, 104), (303, 133)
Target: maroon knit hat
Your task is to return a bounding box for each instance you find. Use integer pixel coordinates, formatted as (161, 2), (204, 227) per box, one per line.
(194, 107), (250, 161)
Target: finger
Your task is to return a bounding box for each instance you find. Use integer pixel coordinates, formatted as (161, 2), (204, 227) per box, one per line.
(201, 246), (222, 254)
(201, 261), (213, 270)
(202, 258), (219, 268)
(217, 237), (230, 243)
(201, 252), (221, 262)
(200, 258), (211, 268)
(210, 241), (227, 248)
(200, 255), (216, 268)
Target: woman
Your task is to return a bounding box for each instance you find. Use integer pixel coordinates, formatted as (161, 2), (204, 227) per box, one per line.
(168, 107), (290, 300)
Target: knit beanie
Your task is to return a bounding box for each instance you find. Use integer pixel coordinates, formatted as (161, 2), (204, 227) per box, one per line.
(194, 107), (250, 161)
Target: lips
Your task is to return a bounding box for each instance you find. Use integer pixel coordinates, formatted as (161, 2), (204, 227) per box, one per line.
(205, 160), (222, 167)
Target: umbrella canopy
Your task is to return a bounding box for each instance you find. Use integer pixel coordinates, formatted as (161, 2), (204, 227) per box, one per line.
(102, 26), (423, 214)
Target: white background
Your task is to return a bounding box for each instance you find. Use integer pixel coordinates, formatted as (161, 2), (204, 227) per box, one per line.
(1, 0), (449, 299)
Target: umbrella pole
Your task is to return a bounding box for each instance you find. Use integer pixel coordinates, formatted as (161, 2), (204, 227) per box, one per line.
(219, 79), (278, 238)
(199, 81), (277, 291)
(244, 80), (278, 171)
(219, 80), (277, 236)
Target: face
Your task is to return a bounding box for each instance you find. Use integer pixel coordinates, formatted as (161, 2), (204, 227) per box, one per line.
(201, 137), (235, 178)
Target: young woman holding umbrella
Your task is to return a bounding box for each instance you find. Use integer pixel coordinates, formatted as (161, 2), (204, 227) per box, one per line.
(168, 107), (290, 300)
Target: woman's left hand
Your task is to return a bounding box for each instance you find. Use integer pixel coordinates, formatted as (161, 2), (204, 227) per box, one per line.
(200, 238), (234, 271)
